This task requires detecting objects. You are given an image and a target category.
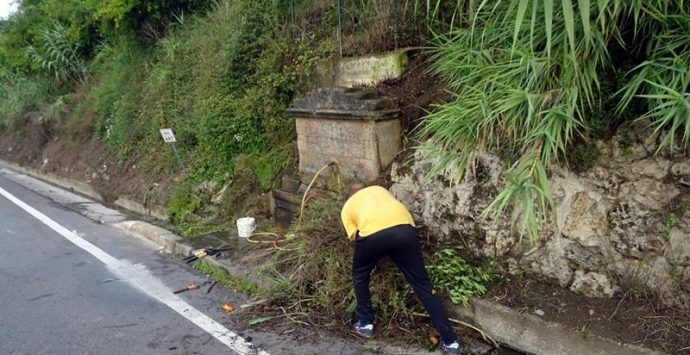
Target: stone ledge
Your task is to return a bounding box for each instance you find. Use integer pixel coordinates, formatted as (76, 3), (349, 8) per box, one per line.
(315, 51), (409, 88)
(114, 197), (169, 221)
(452, 299), (665, 355)
(0, 159), (101, 200)
(113, 220), (184, 254)
(0, 159), (169, 221)
(113, 220), (267, 289)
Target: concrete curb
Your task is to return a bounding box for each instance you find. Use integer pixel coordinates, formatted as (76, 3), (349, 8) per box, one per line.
(0, 159), (169, 221)
(114, 221), (189, 255)
(451, 297), (665, 355)
(114, 197), (169, 221)
(0, 161), (667, 355)
(0, 160), (101, 200)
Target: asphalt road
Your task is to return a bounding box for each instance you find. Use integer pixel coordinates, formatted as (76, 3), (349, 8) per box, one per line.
(0, 172), (253, 355)
(0, 166), (518, 355)
(0, 168), (404, 355)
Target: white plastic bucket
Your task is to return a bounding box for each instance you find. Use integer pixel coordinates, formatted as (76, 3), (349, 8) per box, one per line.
(236, 217), (256, 238)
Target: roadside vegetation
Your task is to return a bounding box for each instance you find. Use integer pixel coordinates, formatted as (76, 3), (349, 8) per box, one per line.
(422, 0), (690, 243)
(0, 0), (499, 342)
(2, 0), (689, 349)
(256, 197), (499, 340)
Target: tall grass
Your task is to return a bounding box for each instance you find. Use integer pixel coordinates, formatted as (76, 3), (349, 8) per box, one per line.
(618, 5), (690, 152)
(0, 69), (50, 130)
(26, 23), (89, 84)
(90, 41), (152, 159)
(422, 0), (690, 244)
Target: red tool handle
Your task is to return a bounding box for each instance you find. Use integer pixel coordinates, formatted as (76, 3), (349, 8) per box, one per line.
(173, 283), (200, 294)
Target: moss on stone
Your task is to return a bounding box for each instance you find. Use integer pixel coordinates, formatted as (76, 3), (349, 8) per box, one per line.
(568, 143), (601, 173)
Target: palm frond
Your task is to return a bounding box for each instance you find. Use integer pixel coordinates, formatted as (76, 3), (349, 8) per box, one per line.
(25, 22), (89, 84)
(422, 0), (690, 243)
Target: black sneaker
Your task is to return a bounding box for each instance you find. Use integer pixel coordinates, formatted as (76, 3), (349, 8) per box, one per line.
(352, 320), (373, 338)
(441, 341), (464, 354)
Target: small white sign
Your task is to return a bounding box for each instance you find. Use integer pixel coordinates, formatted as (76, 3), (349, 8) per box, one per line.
(159, 128), (176, 143)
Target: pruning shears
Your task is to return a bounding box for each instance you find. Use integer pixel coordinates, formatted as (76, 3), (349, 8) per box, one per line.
(183, 245), (232, 263)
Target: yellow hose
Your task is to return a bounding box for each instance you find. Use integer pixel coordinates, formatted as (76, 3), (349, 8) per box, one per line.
(295, 161), (336, 234)
(246, 162), (337, 248)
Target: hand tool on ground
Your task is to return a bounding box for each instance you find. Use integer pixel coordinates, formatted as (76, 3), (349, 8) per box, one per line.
(183, 245), (232, 263)
(205, 280), (218, 294)
(174, 283), (202, 294)
(221, 299), (268, 313)
(173, 280), (212, 294)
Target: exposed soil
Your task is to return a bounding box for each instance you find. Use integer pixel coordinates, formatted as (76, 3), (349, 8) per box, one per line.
(485, 275), (690, 354)
(0, 115), (174, 206)
(372, 51), (450, 187)
(375, 51), (449, 133)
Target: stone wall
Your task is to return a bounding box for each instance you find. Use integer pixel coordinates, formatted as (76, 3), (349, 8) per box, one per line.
(390, 123), (690, 305)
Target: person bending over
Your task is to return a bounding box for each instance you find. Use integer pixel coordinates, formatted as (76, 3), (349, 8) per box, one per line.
(340, 184), (464, 355)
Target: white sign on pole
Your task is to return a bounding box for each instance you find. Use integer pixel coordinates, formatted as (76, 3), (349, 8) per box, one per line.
(159, 128), (177, 143)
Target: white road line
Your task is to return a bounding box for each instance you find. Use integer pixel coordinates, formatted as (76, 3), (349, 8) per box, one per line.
(0, 185), (269, 355)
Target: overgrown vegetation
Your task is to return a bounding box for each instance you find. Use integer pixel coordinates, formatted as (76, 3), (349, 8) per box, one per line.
(257, 196), (497, 339)
(427, 247), (499, 306)
(0, 69), (50, 130)
(566, 141), (601, 172)
(422, 0), (690, 244)
(0, 0), (339, 235)
(0, 0), (480, 235)
(4, 0), (688, 346)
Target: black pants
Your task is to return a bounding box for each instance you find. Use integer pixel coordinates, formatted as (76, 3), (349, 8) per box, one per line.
(352, 224), (457, 344)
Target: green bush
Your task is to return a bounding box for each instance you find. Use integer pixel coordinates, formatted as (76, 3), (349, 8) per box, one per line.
(132, 0), (332, 199)
(26, 22), (90, 84)
(249, 146), (293, 192)
(427, 247), (499, 306)
(0, 70), (50, 130)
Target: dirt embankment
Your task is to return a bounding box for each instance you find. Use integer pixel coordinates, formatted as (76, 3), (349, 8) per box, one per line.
(0, 115), (174, 206)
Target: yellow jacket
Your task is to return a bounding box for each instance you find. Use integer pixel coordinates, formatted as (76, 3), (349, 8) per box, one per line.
(340, 186), (415, 240)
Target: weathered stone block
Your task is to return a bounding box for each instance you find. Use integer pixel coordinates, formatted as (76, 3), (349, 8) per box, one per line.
(564, 243), (605, 271)
(271, 189), (302, 226)
(570, 270), (619, 298)
(608, 201), (663, 258)
(630, 158), (670, 180)
(665, 228), (690, 266)
(288, 88), (401, 182)
(618, 178), (679, 210)
(671, 162), (690, 179)
(608, 257), (677, 295)
(583, 166), (630, 199)
(522, 237), (574, 287)
(316, 52), (409, 88)
(561, 191), (610, 247)
(293, 118), (401, 181)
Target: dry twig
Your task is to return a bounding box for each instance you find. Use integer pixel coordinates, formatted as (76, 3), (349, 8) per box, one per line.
(411, 312), (498, 347)
(608, 289), (631, 320)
